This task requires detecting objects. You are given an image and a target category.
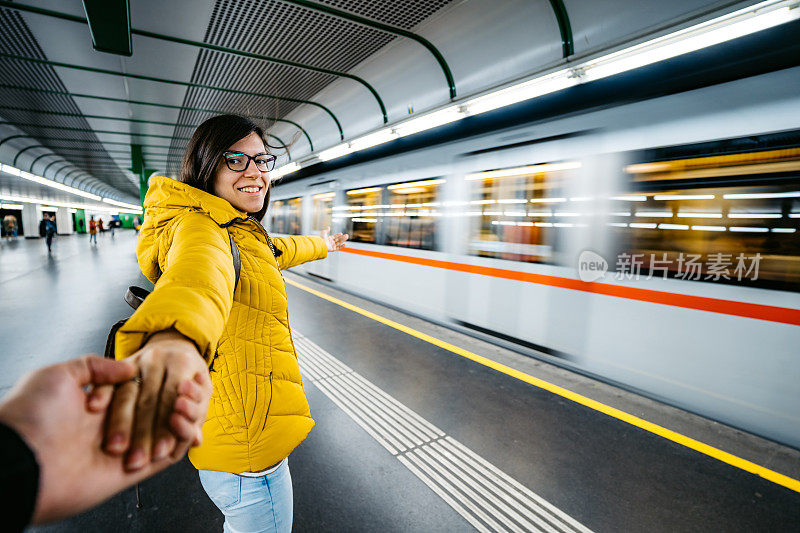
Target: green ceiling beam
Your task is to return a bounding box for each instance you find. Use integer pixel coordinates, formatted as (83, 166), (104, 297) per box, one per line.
(547, 0), (574, 57)
(0, 121), (188, 140)
(1, 112), (292, 160)
(38, 157), (63, 176)
(0, 84), (315, 151)
(281, 0), (457, 99)
(12, 144), (42, 166)
(0, 51), (344, 140)
(0, 132), (171, 150)
(28, 152), (58, 172)
(81, 0), (132, 56)
(0, 134), (28, 149)
(24, 146), (166, 173)
(0, 1), (386, 124)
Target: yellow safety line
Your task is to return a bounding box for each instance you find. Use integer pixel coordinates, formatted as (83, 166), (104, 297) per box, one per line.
(286, 277), (800, 495)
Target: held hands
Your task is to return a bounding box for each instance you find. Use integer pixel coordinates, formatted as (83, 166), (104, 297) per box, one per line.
(321, 226), (349, 252)
(102, 329), (212, 470)
(0, 355), (210, 524)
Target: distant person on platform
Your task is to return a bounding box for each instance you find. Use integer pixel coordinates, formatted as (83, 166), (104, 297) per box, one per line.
(0, 354), (212, 532)
(3, 213), (18, 240)
(78, 218), (85, 233)
(97, 218), (104, 233)
(88, 216), (98, 245)
(39, 213), (57, 253)
(133, 216), (141, 234)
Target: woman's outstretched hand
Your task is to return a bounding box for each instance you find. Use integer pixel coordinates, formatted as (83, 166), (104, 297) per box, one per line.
(321, 226), (348, 252)
(102, 329), (212, 471)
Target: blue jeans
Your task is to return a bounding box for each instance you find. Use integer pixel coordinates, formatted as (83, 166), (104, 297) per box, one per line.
(198, 459), (293, 533)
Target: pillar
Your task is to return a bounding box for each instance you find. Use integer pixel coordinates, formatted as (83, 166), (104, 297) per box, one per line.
(55, 207), (74, 235)
(21, 203), (42, 238)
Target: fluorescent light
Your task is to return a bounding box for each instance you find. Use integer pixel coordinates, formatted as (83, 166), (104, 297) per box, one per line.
(729, 226), (769, 232)
(727, 213), (782, 218)
(654, 194), (715, 200)
(271, 162), (301, 179)
(553, 222), (576, 228)
(312, 192), (335, 199)
(677, 212), (723, 218)
(102, 198), (141, 210)
(470, 199), (496, 205)
(387, 179), (445, 190)
(465, 69), (576, 115)
(2, 164), (21, 176)
(346, 187), (382, 196)
(0, 193), (140, 214)
(535, 222), (554, 227)
(610, 195), (647, 201)
(318, 144), (353, 162)
(527, 212), (553, 217)
(0, 203), (23, 209)
(2, 163), (103, 201)
(608, 222), (628, 227)
(611, 212), (631, 217)
(503, 211), (527, 217)
(659, 223), (689, 230)
(350, 129), (398, 151)
(530, 198), (567, 204)
(352, 218), (377, 223)
(723, 191), (800, 199)
(630, 223), (658, 229)
(635, 211), (673, 217)
(772, 228), (796, 233)
(790, 213), (800, 218)
(691, 225), (726, 231)
(394, 106), (464, 137)
(580, 0), (800, 83)
(497, 199), (528, 204)
(466, 162), (581, 180)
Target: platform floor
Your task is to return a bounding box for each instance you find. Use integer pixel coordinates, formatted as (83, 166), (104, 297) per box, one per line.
(2, 231), (799, 532)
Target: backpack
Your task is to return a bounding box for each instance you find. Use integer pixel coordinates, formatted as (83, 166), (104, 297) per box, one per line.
(103, 234), (241, 360)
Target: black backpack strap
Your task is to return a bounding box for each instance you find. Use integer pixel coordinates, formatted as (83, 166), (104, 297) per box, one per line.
(229, 234), (241, 288)
(124, 286), (151, 310)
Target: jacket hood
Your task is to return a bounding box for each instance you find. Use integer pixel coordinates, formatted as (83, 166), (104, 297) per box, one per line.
(137, 176), (247, 281)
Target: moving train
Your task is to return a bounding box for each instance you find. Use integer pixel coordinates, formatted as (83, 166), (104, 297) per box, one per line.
(267, 67), (800, 449)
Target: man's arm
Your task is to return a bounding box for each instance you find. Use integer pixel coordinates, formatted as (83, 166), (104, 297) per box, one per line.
(0, 355), (212, 529)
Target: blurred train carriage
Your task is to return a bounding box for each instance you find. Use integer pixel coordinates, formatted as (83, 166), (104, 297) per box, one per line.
(267, 80), (800, 449)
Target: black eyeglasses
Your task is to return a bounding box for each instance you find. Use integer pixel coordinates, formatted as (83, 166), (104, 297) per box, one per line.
(222, 151), (277, 172)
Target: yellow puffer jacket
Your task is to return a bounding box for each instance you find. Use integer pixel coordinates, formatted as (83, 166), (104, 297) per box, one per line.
(116, 176), (327, 473)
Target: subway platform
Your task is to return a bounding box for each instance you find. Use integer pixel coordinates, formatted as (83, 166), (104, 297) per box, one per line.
(2, 230), (799, 532)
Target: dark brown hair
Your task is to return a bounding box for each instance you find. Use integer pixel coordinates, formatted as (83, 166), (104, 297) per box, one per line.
(180, 114), (271, 221)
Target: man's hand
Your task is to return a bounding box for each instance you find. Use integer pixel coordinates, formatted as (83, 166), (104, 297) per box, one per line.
(0, 355), (211, 524)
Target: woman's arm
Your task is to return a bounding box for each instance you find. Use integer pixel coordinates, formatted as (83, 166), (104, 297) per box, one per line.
(108, 213), (235, 470)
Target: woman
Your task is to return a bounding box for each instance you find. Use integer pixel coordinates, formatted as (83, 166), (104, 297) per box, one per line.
(105, 114), (348, 532)
(88, 215), (98, 244)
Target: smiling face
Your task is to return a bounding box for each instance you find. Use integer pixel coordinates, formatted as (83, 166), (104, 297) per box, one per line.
(212, 131), (270, 213)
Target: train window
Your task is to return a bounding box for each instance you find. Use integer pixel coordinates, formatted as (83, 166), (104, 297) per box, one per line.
(343, 186), (382, 243)
(611, 148), (800, 291)
(466, 162), (581, 264)
(311, 192), (334, 231)
(269, 197), (302, 235)
(383, 179), (443, 251)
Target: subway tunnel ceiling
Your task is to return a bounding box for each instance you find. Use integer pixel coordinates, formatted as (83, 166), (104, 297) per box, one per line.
(0, 0), (741, 204)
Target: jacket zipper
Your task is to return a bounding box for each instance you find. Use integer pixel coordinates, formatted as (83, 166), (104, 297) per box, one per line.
(262, 371), (273, 431)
